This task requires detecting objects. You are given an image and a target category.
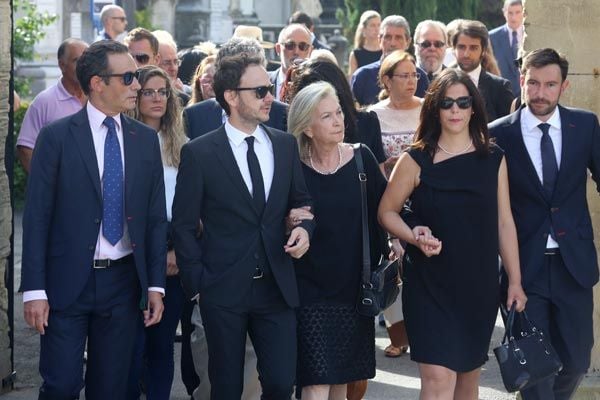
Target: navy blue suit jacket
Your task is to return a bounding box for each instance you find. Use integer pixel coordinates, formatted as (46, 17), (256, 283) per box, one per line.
(489, 25), (521, 97)
(183, 98), (288, 139)
(171, 125), (315, 308)
(21, 107), (168, 310)
(478, 70), (514, 123)
(489, 106), (600, 289)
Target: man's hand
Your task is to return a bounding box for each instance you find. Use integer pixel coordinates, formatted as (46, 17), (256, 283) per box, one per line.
(412, 226), (442, 257)
(284, 227), (310, 259)
(166, 250), (179, 276)
(144, 291), (164, 327)
(24, 299), (50, 334)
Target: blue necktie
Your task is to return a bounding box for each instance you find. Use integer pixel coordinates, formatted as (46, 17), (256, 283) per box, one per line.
(245, 136), (265, 214)
(102, 117), (124, 245)
(539, 123), (558, 199)
(511, 30), (519, 60)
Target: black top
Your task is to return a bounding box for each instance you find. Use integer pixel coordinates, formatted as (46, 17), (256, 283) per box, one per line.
(352, 48), (382, 69)
(295, 146), (387, 305)
(350, 111), (386, 164)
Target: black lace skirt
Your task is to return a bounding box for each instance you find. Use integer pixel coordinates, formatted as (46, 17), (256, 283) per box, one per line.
(296, 303), (375, 386)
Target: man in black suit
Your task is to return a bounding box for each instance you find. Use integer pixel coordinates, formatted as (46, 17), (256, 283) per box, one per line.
(172, 50), (315, 399)
(22, 40), (166, 399)
(489, 48), (600, 400)
(452, 20), (514, 122)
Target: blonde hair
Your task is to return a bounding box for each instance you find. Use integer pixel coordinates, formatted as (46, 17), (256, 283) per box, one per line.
(309, 49), (338, 66)
(189, 54), (217, 105)
(354, 10), (381, 49)
(288, 81), (339, 160)
(377, 50), (416, 100)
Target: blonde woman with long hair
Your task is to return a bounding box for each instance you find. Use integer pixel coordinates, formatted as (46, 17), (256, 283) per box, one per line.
(348, 10), (382, 77)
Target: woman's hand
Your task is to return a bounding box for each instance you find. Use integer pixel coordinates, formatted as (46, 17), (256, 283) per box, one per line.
(389, 238), (404, 260)
(412, 226), (442, 257)
(166, 250), (179, 276)
(507, 283), (527, 312)
(285, 206), (314, 233)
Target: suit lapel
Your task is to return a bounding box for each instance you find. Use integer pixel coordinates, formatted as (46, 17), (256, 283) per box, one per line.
(263, 125), (283, 211)
(72, 108), (102, 202)
(554, 105), (575, 196)
(121, 115), (139, 205)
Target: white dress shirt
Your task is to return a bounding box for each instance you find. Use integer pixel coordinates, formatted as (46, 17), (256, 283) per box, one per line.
(224, 120), (274, 200)
(157, 133), (180, 222)
(520, 106), (562, 248)
(465, 64), (483, 87)
(507, 24), (524, 48)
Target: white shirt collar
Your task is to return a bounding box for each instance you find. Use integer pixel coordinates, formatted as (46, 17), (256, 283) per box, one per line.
(521, 105), (562, 134)
(86, 101), (122, 132)
(224, 120), (268, 147)
(465, 63), (482, 86)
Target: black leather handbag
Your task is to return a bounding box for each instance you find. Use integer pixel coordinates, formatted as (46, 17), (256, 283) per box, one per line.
(494, 303), (563, 392)
(353, 144), (400, 318)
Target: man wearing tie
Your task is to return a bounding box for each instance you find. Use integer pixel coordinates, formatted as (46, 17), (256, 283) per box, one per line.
(22, 40), (167, 399)
(172, 52), (315, 399)
(490, 48), (600, 400)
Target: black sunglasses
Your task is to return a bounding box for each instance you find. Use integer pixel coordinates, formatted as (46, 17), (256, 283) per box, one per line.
(234, 84), (275, 99)
(440, 96), (473, 109)
(98, 70), (140, 86)
(131, 53), (150, 65)
(282, 41), (311, 52)
(417, 40), (446, 49)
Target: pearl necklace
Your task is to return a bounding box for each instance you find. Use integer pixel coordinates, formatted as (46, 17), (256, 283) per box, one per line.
(437, 140), (472, 156)
(309, 144), (343, 175)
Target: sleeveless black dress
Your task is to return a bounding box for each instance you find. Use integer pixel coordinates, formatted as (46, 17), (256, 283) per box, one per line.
(402, 145), (504, 372)
(352, 48), (382, 68)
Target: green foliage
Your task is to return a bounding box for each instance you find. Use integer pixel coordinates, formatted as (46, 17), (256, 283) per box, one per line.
(336, 0), (378, 44)
(13, 0), (58, 62)
(13, 102), (30, 209)
(134, 8), (157, 31)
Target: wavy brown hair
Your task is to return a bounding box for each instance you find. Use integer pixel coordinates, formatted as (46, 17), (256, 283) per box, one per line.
(131, 66), (187, 167)
(413, 68), (490, 156)
(189, 54), (216, 105)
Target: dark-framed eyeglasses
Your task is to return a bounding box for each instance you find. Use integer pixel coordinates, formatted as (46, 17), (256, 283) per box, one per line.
(392, 72), (421, 80)
(140, 88), (170, 99)
(98, 70), (140, 86)
(440, 96), (473, 109)
(233, 84), (275, 99)
(417, 40), (446, 49)
(111, 16), (127, 22)
(130, 53), (150, 65)
(282, 41), (311, 52)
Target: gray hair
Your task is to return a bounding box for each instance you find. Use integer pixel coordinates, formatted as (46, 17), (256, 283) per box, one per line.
(380, 15), (411, 40)
(413, 20), (447, 44)
(100, 5), (124, 25)
(216, 37), (266, 67)
(288, 81), (339, 160)
(503, 0), (522, 11)
(153, 30), (177, 50)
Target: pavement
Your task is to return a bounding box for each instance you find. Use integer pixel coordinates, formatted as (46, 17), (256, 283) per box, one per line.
(1, 212), (516, 399)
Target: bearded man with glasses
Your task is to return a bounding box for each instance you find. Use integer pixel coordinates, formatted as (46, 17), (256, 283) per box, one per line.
(413, 20), (448, 83)
(22, 40), (167, 399)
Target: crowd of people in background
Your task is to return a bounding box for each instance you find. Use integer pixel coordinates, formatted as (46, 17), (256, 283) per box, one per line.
(16, 1), (600, 399)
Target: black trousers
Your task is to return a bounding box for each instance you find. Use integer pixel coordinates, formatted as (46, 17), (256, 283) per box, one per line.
(199, 274), (296, 400)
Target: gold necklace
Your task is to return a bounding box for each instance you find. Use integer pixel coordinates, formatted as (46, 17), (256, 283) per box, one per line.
(309, 144), (343, 175)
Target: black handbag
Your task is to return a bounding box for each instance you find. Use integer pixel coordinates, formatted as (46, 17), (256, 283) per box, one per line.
(493, 303), (563, 392)
(353, 144), (400, 318)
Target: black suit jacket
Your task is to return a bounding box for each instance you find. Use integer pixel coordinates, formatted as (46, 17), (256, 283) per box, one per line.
(183, 98), (288, 139)
(21, 107), (167, 310)
(478, 70), (514, 123)
(171, 124), (315, 308)
(489, 106), (600, 289)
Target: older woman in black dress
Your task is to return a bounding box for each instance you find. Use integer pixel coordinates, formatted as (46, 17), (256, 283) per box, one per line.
(378, 69), (527, 399)
(288, 81), (387, 400)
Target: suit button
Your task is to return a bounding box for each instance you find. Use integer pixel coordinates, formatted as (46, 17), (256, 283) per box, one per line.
(88, 245), (94, 250)
(94, 218), (100, 224)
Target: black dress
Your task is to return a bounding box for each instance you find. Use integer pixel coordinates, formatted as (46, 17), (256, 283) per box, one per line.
(294, 146), (386, 386)
(402, 146), (503, 372)
(353, 48), (382, 68)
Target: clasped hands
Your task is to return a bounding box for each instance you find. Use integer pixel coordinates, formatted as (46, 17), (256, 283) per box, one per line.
(412, 226), (442, 257)
(285, 206), (314, 259)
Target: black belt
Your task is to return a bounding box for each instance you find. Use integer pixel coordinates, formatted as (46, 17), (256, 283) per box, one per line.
(93, 254), (134, 269)
(544, 248), (560, 256)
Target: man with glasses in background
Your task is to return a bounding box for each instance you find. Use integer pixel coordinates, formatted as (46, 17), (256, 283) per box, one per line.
(153, 29), (191, 104)
(22, 40), (167, 399)
(269, 23), (313, 102)
(95, 4), (127, 42)
(124, 27), (161, 67)
(413, 20), (448, 83)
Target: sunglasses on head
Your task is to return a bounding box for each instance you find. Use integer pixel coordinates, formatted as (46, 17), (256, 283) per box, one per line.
(282, 41), (311, 51)
(98, 70), (140, 86)
(234, 84), (275, 99)
(131, 53), (150, 65)
(417, 40), (446, 49)
(440, 96), (473, 109)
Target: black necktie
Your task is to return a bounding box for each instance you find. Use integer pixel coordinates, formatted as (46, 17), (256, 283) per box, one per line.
(511, 30), (519, 60)
(539, 123), (558, 199)
(245, 136), (265, 213)
(427, 72), (435, 82)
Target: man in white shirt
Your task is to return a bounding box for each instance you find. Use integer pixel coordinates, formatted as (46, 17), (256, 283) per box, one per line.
(490, 0), (524, 97)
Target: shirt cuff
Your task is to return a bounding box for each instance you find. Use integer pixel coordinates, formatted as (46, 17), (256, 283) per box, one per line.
(148, 287), (165, 296)
(23, 290), (48, 303)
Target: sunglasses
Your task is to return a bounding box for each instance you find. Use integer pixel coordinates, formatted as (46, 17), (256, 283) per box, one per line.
(140, 88), (170, 99)
(417, 40), (446, 49)
(282, 41), (311, 51)
(131, 53), (150, 65)
(440, 96), (473, 109)
(98, 70), (140, 86)
(234, 84), (275, 99)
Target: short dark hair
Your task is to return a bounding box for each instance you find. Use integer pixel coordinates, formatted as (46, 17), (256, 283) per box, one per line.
(124, 27), (159, 55)
(451, 20), (489, 51)
(213, 53), (264, 116)
(521, 48), (569, 82)
(289, 11), (313, 29)
(57, 38), (87, 61)
(413, 68), (490, 155)
(76, 40), (129, 95)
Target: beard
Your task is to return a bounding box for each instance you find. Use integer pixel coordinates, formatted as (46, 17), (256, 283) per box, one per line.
(527, 97), (559, 118)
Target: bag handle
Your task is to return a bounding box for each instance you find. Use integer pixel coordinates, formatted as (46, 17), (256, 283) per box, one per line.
(503, 301), (536, 344)
(353, 143), (372, 286)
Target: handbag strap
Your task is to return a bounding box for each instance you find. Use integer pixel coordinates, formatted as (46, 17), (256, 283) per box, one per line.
(353, 143), (371, 285)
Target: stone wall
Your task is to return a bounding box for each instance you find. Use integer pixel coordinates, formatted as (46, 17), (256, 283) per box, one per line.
(0, 0), (14, 392)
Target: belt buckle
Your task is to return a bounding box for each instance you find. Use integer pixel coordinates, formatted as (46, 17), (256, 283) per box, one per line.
(93, 260), (109, 269)
(253, 267), (264, 280)
(544, 248), (558, 256)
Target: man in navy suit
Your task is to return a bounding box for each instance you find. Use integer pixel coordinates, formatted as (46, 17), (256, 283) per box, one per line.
(490, 0), (524, 97)
(21, 40), (167, 399)
(490, 48), (600, 400)
(172, 51), (315, 399)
